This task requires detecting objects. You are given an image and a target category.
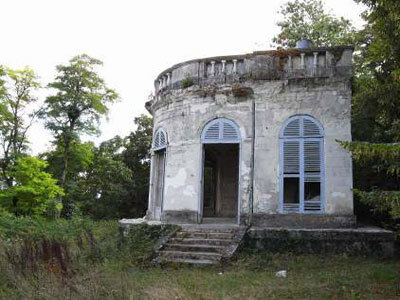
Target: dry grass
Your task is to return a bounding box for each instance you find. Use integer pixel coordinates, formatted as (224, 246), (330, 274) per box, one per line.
(1, 253), (398, 299)
(0, 217), (398, 299)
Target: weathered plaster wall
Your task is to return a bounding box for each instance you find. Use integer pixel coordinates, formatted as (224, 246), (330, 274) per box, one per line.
(251, 78), (353, 216)
(152, 89), (253, 222)
(146, 47), (354, 224)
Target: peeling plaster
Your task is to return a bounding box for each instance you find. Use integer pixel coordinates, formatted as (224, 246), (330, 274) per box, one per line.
(165, 168), (197, 210)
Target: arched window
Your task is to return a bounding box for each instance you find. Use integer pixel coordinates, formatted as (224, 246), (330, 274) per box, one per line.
(201, 118), (241, 143)
(279, 115), (324, 213)
(152, 128), (168, 151)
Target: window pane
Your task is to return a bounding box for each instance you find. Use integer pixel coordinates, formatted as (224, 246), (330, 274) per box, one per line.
(304, 181), (320, 201)
(284, 177), (299, 204)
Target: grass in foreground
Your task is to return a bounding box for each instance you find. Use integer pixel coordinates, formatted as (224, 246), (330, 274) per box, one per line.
(0, 216), (398, 299)
(1, 253), (397, 300)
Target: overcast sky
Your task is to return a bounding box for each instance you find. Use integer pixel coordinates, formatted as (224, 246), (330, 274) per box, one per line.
(1, 0), (366, 154)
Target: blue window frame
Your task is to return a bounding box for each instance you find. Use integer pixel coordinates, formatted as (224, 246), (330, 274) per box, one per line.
(279, 115), (325, 214)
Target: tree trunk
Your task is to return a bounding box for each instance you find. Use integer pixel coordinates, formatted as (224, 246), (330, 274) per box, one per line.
(61, 146), (69, 188)
(60, 131), (72, 218)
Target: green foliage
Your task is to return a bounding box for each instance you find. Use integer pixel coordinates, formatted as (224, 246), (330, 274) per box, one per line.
(41, 140), (95, 217)
(73, 136), (134, 219)
(352, 0), (400, 143)
(44, 54), (118, 138)
(339, 141), (400, 177)
(272, 0), (357, 47)
(0, 67), (40, 187)
(42, 140), (95, 185)
(42, 54), (118, 217)
(76, 115), (152, 219)
(0, 213), (91, 242)
(354, 189), (400, 220)
(41, 115), (153, 220)
(122, 223), (179, 265)
(339, 141), (400, 225)
(122, 115), (153, 218)
(0, 215), (177, 276)
(0, 66), (6, 99)
(181, 74), (194, 89)
(352, 76), (400, 143)
(0, 157), (64, 217)
(355, 0), (400, 75)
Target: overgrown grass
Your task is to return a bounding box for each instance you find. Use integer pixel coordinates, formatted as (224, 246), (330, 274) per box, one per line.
(0, 215), (398, 299)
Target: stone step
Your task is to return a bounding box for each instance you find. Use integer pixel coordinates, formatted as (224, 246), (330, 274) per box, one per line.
(155, 226), (248, 265)
(175, 231), (234, 239)
(180, 227), (240, 233)
(159, 250), (222, 261)
(165, 243), (227, 253)
(169, 237), (234, 246)
(160, 258), (219, 265)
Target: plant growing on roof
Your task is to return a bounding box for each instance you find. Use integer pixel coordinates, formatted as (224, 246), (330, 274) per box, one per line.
(181, 73), (194, 89)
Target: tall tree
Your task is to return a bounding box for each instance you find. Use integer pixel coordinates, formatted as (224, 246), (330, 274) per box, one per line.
(41, 140), (95, 212)
(42, 140), (95, 184)
(352, 0), (400, 143)
(341, 0), (400, 227)
(42, 54), (118, 216)
(272, 0), (356, 47)
(0, 67), (40, 187)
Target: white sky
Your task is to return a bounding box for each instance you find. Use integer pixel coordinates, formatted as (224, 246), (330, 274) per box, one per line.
(1, 0), (366, 154)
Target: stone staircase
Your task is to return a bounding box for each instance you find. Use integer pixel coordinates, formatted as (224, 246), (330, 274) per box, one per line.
(155, 225), (247, 265)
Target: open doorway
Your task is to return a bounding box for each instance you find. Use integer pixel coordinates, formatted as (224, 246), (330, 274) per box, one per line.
(202, 144), (239, 219)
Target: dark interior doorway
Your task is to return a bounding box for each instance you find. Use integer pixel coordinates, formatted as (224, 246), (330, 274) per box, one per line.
(202, 144), (239, 218)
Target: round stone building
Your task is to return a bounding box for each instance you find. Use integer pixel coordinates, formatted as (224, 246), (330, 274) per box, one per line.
(145, 45), (355, 227)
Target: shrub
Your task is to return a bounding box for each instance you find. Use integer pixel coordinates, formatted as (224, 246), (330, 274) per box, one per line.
(181, 75), (194, 89)
(0, 157), (64, 217)
(0, 215), (178, 278)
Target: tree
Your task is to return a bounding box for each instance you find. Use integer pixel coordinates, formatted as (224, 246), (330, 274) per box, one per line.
(272, 0), (356, 47)
(352, 0), (400, 143)
(42, 140), (95, 211)
(340, 0), (400, 228)
(340, 141), (400, 227)
(74, 115), (152, 219)
(0, 67), (40, 187)
(0, 156), (64, 217)
(74, 136), (134, 219)
(0, 67), (6, 100)
(42, 54), (118, 216)
(40, 115), (152, 220)
(42, 141), (95, 184)
(122, 115), (153, 217)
